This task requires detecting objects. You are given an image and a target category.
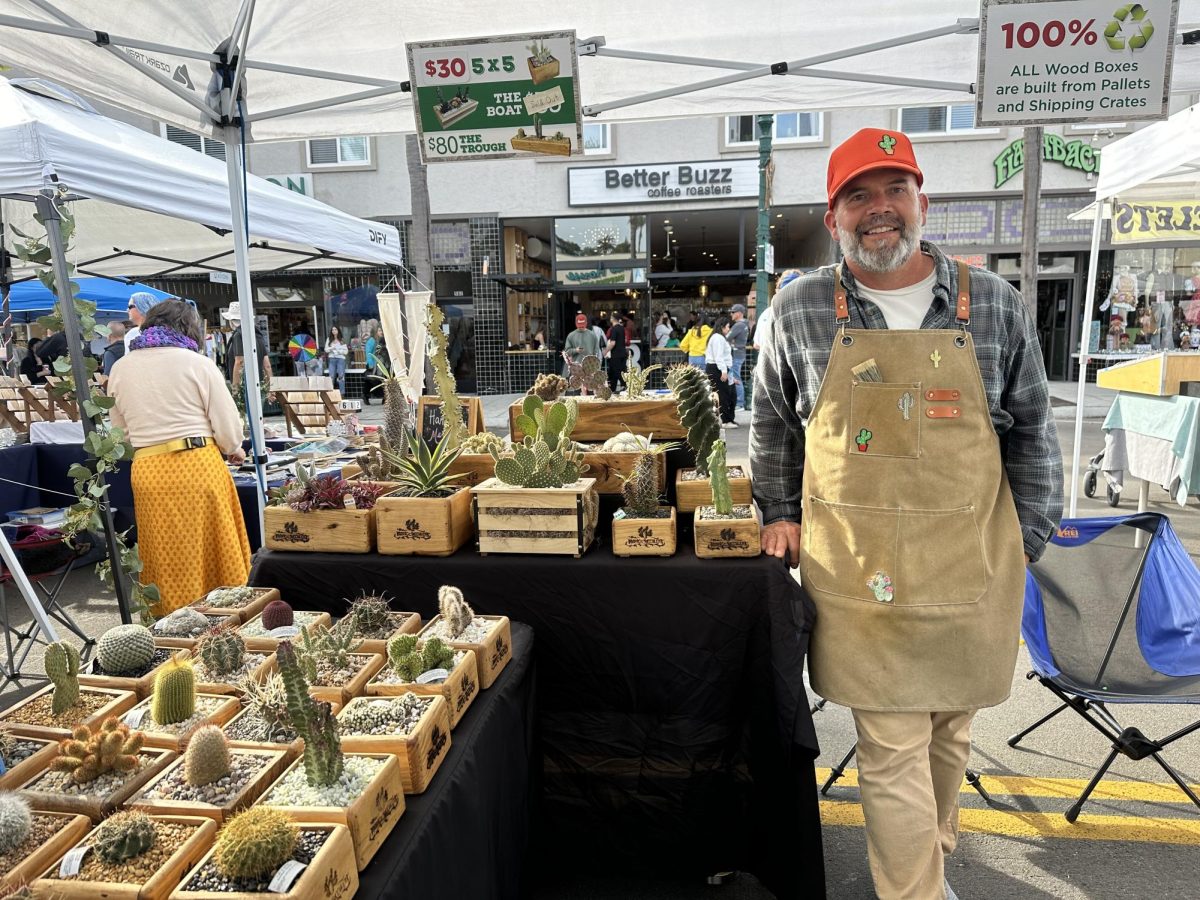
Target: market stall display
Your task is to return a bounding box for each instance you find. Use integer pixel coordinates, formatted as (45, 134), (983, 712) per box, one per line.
(612, 442), (678, 557)
(693, 441), (761, 559)
(263, 467), (388, 553)
(372, 432), (475, 557)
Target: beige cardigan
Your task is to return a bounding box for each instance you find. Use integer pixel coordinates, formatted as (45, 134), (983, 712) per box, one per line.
(107, 347), (243, 453)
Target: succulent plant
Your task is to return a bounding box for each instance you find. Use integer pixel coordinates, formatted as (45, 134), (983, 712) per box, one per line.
(386, 430), (465, 498)
(601, 431), (651, 452)
(346, 593), (395, 637)
(527, 372), (568, 401)
(708, 440), (733, 516)
(202, 586), (256, 609)
(370, 359), (415, 449)
(295, 617), (364, 680)
(96, 624), (156, 675)
(667, 364), (721, 477)
(355, 433), (400, 483)
(0, 792), (32, 854)
(241, 672), (291, 739)
(93, 811), (157, 863)
(44, 641), (80, 715)
(276, 642), (343, 787)
(151, 656), (196, 726)
(385, 634), (455, 682)
(623, 452), (662, 518)
(185, 724), (231, 787)
(270, 463), (385, 512)
(492, 397), (587, 489)
(427, 303), (468, 450)
(214, 806), (298, 881)
(196, 625), (246, 676)
(438, 585), (475, 638)
(564, 354), (611, 399)
(49, 717), (144, 784)
(261, 600), (294, 631)
(154, 607), (211, 637)
(339, 693), (428, 734)
(622, 361), (662, 399)
(527, 39), (554, 66)
(460, 431), (506, 456)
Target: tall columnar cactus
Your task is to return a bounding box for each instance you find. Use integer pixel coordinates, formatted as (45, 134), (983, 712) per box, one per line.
(622, 450), (662, 518)
(49, 717), (144, 784)
(185, 724), (232, 787)
(214, 806), (298, 881)
(44, 641), (80, 715)
(708, 440), (733, 516)
(151, 656), (196, 726)
(427, 303), (468, 450)
(667, 364), (721, 477)
(96, 624), (156, 675)
(196, 625), (246, 676)
(93, 811), (157, 863)
(0, 792), (32, 854)
(276, 642), (343, 787)
(438, 585), (475, 638)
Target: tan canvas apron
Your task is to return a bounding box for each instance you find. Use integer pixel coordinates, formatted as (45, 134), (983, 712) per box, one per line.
(799, 261), (1025, 711)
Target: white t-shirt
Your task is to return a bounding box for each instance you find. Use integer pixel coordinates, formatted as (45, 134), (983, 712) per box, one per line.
(654, 323), (672, 348)
(856, 270), (937, 330)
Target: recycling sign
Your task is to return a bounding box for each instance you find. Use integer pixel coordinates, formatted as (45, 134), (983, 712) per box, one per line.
(976, 0), (1179, 127)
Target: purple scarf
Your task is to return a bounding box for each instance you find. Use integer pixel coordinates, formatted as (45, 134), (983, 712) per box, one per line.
(130, 325), (198, 352)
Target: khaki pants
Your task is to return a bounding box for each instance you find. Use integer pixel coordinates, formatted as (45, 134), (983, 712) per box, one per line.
(851, 708), (976, 900)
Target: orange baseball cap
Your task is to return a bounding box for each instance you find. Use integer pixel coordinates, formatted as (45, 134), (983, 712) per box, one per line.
(827, 128), (923, 209)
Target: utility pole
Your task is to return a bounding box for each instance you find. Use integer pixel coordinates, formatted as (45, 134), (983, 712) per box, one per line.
(755, 114), (774, 307)
(1020, 126), (1043, 323)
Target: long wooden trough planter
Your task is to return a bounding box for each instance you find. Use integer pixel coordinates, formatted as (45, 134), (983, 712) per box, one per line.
(508, 397), (683, 441)
(471, 477), (598, 558)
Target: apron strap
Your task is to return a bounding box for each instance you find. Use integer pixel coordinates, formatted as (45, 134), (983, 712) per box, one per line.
(955, 260), (971, 326)
(833, 263), (850, 325)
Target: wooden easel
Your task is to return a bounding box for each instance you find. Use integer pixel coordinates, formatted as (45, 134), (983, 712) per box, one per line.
(272, 376), (347, 437)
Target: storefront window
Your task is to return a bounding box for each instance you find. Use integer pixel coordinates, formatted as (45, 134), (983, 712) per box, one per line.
(1108, 248), (1200, 351)
(554, 214), (648, 286)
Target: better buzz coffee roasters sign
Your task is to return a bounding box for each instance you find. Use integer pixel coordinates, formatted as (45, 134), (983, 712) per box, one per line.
(568, 159), (758, 206)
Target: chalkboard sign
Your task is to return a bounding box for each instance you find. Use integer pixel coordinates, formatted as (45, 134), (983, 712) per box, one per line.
(417, 396), (483, 445)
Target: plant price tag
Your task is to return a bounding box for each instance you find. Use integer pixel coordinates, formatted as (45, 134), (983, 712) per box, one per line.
(416, 668), (449, 685)
(123, 706), (147, 728)
(59, 845), (90, 877)
(268, 860), (307, 893)
(613, 509), (627, 520)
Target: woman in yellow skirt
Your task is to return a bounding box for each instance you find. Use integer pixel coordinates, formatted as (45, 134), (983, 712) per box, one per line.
(107, 300), (250, 613)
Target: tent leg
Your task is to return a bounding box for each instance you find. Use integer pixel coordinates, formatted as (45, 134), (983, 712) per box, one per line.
(1069, 193), (1106, 517)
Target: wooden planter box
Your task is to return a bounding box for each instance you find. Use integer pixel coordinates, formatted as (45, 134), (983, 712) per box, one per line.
(0, 734), (58, 790)
(612, 507), (678, 557)
(120, 694), (241, 751)
(447, 453), (497, 489)
(417, 615), (512, 690)
(129, 748), (290, 824)
(223, 705), (304, 761)
(17, 747), (176, 822)
(188, 586), (279, 625)
(365, 648), (478, 729)
(261, 755), (405, 872)
(236, 611), (332, 653)
(509, 397), (683, 441)
(153, 615), (238, 651)
(340, 612), (421, 656)
(675, 467), (753, 513)
(337, 696), (451, 794)
(580, 448), (667, 495)
(307, 653), (385, 706)
(263, 504), (380, 554)
(169, 822), (357, 900)
(80, 648), (189, 699)
(375, 487), (474, 557)
(527, 55), (560, 84)
(0, 811), (91, 893)
(0, 685), (138, 741)
(33, 815), (218, 900)
(192, 651), (276, 696)
(694, 508), (762, 559)
(472, 477), (598, 557)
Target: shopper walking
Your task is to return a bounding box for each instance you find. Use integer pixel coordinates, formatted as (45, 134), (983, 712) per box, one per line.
(325, 326), (348, 394)
(605, 314), (629, 394)
(679, 315), (711, 369)
(705, 315), (735, 426)
(728, 303), (749, 410)
(750, 128), (1062, 900)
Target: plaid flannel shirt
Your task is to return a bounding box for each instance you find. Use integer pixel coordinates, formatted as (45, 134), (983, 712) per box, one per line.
(749, 241), (1064, 562)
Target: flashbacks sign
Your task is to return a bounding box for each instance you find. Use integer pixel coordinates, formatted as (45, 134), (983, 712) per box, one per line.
(406, 31), (583, 163)
(976, 0), (1178, 126)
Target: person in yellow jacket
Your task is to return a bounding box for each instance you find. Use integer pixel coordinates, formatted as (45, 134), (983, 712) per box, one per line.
(678, 316), (712, 368)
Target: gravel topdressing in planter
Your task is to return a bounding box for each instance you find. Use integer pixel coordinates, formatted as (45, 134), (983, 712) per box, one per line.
(336, 694), (451, 794)
(16, 746), (176, 822)
(236, 611), (332, 652)
(120, 694), (241, 751)
(0, 810), (91, 892)
(0, 685), (137, 741)
(130, 747), (291, 824)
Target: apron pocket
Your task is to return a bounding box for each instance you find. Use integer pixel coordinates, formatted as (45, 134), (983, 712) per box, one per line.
(848, 381), (922, 458)
(804, 497), (899, 603)
(894, 506), (987, 606)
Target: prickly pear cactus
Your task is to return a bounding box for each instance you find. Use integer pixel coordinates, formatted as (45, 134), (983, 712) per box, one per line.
(565, 354), (612, 399)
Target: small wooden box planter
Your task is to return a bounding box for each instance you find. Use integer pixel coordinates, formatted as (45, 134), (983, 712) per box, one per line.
(169, 822), (358, 900)
(307, 653), (385, 706)
(80, 647), (189, 699)
(188, 586), (279, 625)
(17, 746), (176, 822)
(129, 747), (290, 824)
(261, 754), (405, 872)
(472, 477), (598, 557)
(0, 810), (91, 893)
(365, 648), (478, 729)
(0, 685), (138, 741)
(675, 467), (753, 513)
(527, 54), (560, 84)
(612, 507), (678, 557)
(336, 696), (452, 794)
(417, 615), (512, 690)
(509, 397), (684, 441)
(340, 612), (421, 656)
(236, 610), (332, 653)
(446, 453), (496, 489)
(375, 487), (474, 557)
(118, 694), (241, 752)
(694, 506), (762, 560)
(191, 651), (276, 696)
(0, 734), (58, 790)
(32, 814), (218, 900)
(263, 502), (383, 554)
(223, 705), (303, 761)
(580, 448), (667, 495)
(153, 615), (239, 651)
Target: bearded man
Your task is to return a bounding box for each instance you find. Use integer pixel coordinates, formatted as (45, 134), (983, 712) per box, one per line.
(749, 128), (1062, 900)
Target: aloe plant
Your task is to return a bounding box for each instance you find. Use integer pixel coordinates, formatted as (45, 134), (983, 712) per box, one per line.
(384, 431), (466, 498)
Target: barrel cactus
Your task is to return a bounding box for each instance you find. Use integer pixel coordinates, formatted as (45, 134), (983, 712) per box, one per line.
(93, 811), (157, 864)
(150, 656), (196, 726)
(214, 807), (298, 881)
(260, 600), (294, 631)
(185, 725), (231, 787)
(0, 792), (32, 854)
(667, 364), (721, 476)
(347, 593), (394, 637)
(44, 641), (80, 715)
(97, 624), (156, 675)
(196, 625), (246, 676)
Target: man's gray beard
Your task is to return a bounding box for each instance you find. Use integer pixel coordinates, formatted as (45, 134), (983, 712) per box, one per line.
(837, 220), (922, 273)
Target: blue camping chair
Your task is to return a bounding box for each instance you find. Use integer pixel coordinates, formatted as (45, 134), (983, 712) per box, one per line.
(1013, 513), (1200, 821)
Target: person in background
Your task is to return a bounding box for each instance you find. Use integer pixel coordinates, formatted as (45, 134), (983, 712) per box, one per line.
(20, 337), (44, 384)
(99, 321), (126, 385)
(623, 311), (636, 347)
(325, 326), (348, 394)
(728, 303), (749, 411)
(705, 315), (735, 427)
(654, 312), (673, 348)
(364, 326), (386, 404)
(752, 269), (803, 356)
(564, 313), (600, 380)
(678, 314), (712, 368)
(223, 301), (273, 395)
(107, 300), (250, 614)
(591, 316), (607, 360)
(125, 291), (165, 352)
(531, 328), (545, 350)
(605, 314), (629, 393)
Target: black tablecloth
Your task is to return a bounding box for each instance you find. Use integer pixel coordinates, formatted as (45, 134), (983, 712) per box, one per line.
(359, 622), (536, 900)
(0, 443), (40, 515)
(250, 544), (824, 898)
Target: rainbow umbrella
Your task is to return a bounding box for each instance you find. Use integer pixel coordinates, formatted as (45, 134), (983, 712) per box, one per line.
(287, 333), (318, 361)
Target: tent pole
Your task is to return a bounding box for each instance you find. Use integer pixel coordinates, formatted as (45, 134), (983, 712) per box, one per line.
(35, 190), (133, 624)
(1069, 191), (1106, 518)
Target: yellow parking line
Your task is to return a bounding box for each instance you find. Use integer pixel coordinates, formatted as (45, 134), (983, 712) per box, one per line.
(816, 768), (1200, 805)
(821, 800), (1200, 845)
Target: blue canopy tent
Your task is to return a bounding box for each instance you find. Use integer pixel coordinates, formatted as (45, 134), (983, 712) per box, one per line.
(4, 278), (175, 323)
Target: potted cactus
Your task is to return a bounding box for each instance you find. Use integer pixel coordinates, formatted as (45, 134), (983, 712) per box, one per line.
(11, 717), (174, 822)
(257, 643), (404, 871)
(0, 730), (59, 791)
(374, 430), (475, 557)
(526, 38), (560, 83)
(31, 810), (217, 899)
(332, 593), (420, 655)
(416, 586), (512, 690)
(364, 633), (477, 729)
(0, 643), (136, 740)
(612, 444), (680, 557)
(152, 608), (238, 650)
(0, 791), (91, 893)
(116, 657), (240, 752)
(668, 364), (753, 512)
(235, 601), (332, 653)
(694, 440), (762, 559)
(475, 396), (599, 557)
(223, 673), (303, 757)
(80, 624), (180, 698)
(264, 464), (389, 554)
(129, 725), (289, 824)
(335, 690), (451, 794)
(287, 619), (384, 706)
(188, 625), (274, 695)
(170, 807), (357, 900)
(188, 585), (280, 626)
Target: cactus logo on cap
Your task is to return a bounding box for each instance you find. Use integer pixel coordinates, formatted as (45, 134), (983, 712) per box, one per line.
(878, 134), (898, 156)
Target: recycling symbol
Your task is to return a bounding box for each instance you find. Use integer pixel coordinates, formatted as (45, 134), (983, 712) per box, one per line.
(1104, 3), (1154, 51)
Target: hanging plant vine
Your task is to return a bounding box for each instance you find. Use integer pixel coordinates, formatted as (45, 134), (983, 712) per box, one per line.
(10, 196), (157, 622)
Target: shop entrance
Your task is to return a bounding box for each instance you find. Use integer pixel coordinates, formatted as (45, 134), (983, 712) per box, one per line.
(1006, 276), (1074, 381)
